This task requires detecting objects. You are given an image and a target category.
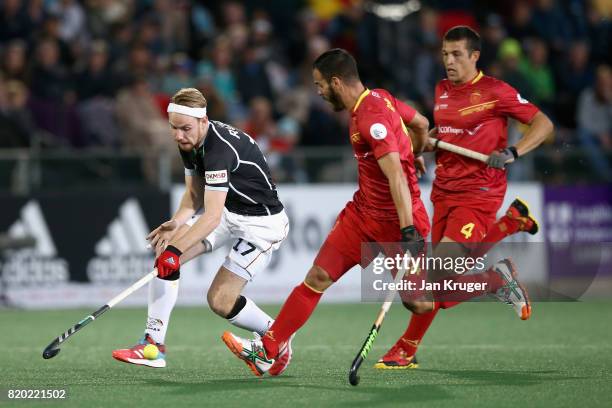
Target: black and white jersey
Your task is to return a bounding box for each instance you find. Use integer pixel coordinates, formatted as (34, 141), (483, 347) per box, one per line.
(179, 120), (283, 216)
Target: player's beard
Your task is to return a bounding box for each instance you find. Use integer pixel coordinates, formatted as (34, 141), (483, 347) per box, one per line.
(326, 87), (344, 112)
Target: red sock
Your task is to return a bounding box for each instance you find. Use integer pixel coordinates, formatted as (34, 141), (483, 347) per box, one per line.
(398, 303), (441, 355)
(262, 282), (322, 358)
(470, 215), (521, 258)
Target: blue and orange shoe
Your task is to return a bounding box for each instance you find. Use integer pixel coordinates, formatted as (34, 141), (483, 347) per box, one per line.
(374, 343), (419, 369)
(506, 198), (539, 235)
(222, 331), (274, 377)
(112, 334), (166, 368)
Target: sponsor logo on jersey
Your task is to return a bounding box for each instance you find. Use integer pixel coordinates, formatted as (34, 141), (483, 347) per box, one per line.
(438, 124), (483, 136)
(370, 123), (387, 140)
(205, 170), (229, 184)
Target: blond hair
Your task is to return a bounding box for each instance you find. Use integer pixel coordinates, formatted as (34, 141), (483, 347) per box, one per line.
(171, 88), (207, 108)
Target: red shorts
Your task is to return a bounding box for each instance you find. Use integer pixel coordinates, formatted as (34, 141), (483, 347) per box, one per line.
(431, 201), (497, 245)
(314, 201), (430, 282)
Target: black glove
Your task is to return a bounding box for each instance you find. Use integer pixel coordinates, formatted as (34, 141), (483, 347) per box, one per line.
(487, 146), (518, 169)
(400, 225), (425, 257)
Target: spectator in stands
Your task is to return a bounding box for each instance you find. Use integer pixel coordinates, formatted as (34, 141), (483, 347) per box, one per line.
(115, 75), (170, 150)
(160, 53), (195, 96)
(48, 0), (86, 43)
(519, 38), (555, 113)
(236, 45), (274, 105)
(576, 64), (612, 179)
(0, 0), (31, 42)
(34, 13), (74, 67)
(113, 43), (154, 90)
(530, 0), (572, 53)
(505, 1), (538, 41)
(148, 0), (189, 55)
(195, 76), (228, 123)
(221, 1), (249, 56)
(76, 41), (120, 147)
(27, 37), (81, 146)
(413, 8), (444, 116)
(0, 77), (34, 148)
(196, 36), (238, 106)
(243, 96), (276, 151)
(134, 15), (165, 57)
(480, 14), (506, 71)
(1, 39), (28, 83)
(76, 40), (115, 100)
(115, 75), (174, 182)
(498, 38), (534, 102)
(585, 1), (611, 65)
(555, 40), (594, 128)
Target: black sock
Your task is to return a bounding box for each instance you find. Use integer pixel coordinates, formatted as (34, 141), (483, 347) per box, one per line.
(226, 295), (247, 319)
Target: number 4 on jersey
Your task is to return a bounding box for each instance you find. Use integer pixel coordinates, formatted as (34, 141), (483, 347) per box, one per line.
(460, 223), (475, 239)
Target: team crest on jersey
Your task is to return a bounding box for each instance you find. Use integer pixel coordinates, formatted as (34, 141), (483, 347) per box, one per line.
(370, 123), (387, 140)
(205, 170), (228, 184)
(469, 91), (482, 104)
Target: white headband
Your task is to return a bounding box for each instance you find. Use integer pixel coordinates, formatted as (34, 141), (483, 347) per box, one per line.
(167, 103), (207, 118)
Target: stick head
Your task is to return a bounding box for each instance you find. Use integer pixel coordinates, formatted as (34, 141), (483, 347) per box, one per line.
(349, 371), (360, 386)
(42, 348), (60, 359)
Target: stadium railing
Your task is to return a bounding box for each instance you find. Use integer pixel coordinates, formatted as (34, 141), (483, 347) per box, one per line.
(0, 145), (609, 194)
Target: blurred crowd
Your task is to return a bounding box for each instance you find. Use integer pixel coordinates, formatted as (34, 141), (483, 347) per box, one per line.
(0, 0), (610, 182)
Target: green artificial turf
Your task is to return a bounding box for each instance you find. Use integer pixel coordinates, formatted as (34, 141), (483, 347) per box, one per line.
(1, 301), (611, 407)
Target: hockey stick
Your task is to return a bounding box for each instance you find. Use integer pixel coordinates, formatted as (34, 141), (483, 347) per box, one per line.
(42, 268), (158, 359)
(429, 137), (490, 163)
(349, 253), (416, 386)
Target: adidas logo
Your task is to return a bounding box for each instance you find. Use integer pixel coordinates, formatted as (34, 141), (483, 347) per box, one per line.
(8, 200), (55, 256)
(2, 200), (69, 286)
(94, 199), (150, 256)
(87, 199), (154, 284)
(165, 257), (175, 265)
(440, 91), (449, 99)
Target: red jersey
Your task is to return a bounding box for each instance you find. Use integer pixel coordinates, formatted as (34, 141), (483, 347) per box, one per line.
(349, 88), (426, 222)
(432, 72), (539, 209)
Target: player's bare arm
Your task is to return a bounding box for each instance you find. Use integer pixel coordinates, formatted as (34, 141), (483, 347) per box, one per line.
(174, 174), (205, 224)
(405, 112), (429, 155)
(514, 111), (554, 156)
(488, 111), (554, 168)
(169, 189), (226, 255)
(377, 152), (413, 228)
(147, 174), (204, 252)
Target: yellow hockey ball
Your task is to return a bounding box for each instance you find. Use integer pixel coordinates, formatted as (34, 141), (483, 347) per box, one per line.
(143, 344), (159, 360)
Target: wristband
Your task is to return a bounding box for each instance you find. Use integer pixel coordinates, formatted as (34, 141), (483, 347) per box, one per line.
(165, 245), (183, 257)
(508, 146), (519, 159)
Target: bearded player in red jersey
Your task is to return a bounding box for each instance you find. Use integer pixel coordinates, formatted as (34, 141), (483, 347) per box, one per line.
(375, 26), (554, 369)
(221, 48), (434, 376)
